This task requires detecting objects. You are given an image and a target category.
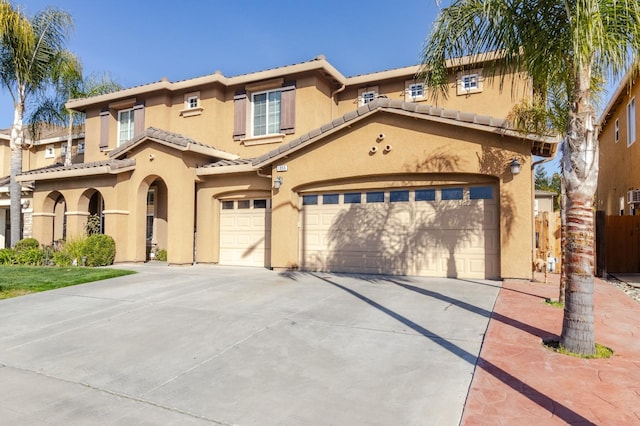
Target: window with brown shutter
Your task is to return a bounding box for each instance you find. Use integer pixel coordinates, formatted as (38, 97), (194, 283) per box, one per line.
(280, 82), (295, 134)
(100, 110), (109, 150)
(233, 91), (247, 141)
(133, 103), (145, 137)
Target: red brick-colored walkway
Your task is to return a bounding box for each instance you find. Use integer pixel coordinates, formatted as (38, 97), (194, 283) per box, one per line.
(462, 273), (640, 425)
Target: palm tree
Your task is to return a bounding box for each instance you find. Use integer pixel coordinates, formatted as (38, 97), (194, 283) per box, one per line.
(30, 53), (121, 166)
(0, 2), (73, 247)
(420, 0), (640, 355)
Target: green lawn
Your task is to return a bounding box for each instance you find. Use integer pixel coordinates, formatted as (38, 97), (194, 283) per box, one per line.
(0, 266), (137, 299)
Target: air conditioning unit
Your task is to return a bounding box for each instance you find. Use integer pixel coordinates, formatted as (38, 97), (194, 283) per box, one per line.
(627, 190), (640, 204)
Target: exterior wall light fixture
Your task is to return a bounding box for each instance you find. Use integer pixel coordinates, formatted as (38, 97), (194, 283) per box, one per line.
(510, 158), (521, 175)
(274, 176), (284, 189)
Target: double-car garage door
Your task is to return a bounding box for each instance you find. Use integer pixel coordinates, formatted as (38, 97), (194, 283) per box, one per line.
(218, 186), (499, 279)
(300, 185), (499, 279)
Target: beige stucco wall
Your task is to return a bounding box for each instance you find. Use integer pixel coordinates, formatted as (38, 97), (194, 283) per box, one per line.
(597, 78), (640, 215)
(256, 112), (531, 278)
(24, 58), (543, 278)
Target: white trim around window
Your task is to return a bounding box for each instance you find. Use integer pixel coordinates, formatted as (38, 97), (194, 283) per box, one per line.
(251, 88), (282, 137)
(628, 97), (636, 147)
(180, 91), (204, 117)
(405, 81), (425, 101)
(358, 86), (379, 106)
(117, 108), (135, 147)
(45, 144), (55, 158)
(456, 69), (484, 95)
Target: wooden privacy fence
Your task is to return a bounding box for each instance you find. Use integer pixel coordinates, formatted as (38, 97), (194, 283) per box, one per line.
(598, 213), (640, 274)
(534, 211), (561, 273)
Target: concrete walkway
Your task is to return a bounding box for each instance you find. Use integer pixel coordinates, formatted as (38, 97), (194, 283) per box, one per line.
(462, 272), (640, 425)
(0, 264), (501, 425)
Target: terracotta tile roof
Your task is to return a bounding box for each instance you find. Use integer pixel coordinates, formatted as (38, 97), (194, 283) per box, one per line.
(109, 127), (238, 161)
(19, 159), (135, 176)
(252, 98), (559, 167)
(110, 127), (208, 157)
(0, 124), (84, 141)
(199, 158), (254, 169)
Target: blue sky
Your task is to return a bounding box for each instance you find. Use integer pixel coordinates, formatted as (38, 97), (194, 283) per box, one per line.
(2, 0), (442, 128)
(4, 0), (625, 175)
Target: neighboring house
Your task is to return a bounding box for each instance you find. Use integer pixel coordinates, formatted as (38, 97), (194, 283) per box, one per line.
(17, 54), (557, 279)
(597, 69), (640, 215)
(0, 126), (85, 247)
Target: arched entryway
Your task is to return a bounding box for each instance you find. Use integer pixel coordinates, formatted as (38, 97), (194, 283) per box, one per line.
(79, 189), (106, 235)
(40, 191), (67, 245)
(138, 177), (168, 260)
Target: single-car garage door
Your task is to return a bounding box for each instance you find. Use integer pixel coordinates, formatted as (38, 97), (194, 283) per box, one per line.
(219, 198), (271, 267)
(300, 186), (498, 279)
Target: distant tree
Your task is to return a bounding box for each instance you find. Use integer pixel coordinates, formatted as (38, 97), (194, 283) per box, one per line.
(0, 2), (73, 246)
(534, 166), (550, 191)
(30, 54), (121, 166)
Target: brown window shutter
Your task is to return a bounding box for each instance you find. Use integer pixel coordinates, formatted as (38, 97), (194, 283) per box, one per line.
(233, 92), (247, 141)
(280, 82), (295, 134)
(133, 103), (145, 137)
(100, 110), (109, 150)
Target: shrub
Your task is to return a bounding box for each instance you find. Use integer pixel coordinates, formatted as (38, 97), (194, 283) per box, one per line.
(85, 214), (101, 235)
(84, 234), (116, 266)
(52, 250), (73, 267)
(0, 248), (15, 265)
(156, 249), (167, 261)
(53, 237), (87, 266)
(14, 247), (44, 266)
(14, 238), (40, 252)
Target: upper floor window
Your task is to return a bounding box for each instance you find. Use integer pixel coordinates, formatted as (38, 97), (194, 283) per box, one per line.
(45, 144), (55, 158)
(456, 69), (483, 95)
(361, 91), (376, 105)
(615, 118), (619, 143)
(77, 140), (85, 154)
(187, 95), (198, 109)
(628, 97), (636, 147)
(252, 89), (282, 137)
(462, 74), (478, 90)
(407, 83), (424, 100)
(118, 108), (135, 146)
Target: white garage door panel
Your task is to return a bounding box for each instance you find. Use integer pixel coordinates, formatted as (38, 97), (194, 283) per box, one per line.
(219, 200), (271, 267)
(301, 187), (499, 279)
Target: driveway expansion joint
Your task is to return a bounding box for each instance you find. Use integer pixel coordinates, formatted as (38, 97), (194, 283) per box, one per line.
(2, 363), (232, 425)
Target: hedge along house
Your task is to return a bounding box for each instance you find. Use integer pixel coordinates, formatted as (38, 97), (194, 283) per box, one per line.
(17, 55), (557, 279)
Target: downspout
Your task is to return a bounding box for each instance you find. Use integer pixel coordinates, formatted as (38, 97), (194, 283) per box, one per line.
(531, 156), (556, 281)
(331, 83), (346, 119)
(256, 169), (271, 179)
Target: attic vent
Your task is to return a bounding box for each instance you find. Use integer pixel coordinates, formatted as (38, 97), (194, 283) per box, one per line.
(627, 190), (640, 204)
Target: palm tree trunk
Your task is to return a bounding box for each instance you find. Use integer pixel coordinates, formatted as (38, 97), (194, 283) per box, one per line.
(559, 167), (566, 304)
(9, 102), (24, 247)
(560, 66), (598, 356)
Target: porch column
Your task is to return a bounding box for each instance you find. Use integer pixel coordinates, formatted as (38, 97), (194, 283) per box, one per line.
(65, 211), (89, 239)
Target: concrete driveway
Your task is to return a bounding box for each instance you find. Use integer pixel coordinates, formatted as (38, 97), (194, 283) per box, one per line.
(0, 263), (501, 425)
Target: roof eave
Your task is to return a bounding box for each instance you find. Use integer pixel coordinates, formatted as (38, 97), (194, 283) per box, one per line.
(16, 162), (136, 182)
(196, 163), (256, 176)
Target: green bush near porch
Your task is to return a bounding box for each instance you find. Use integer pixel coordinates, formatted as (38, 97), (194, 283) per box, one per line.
(0, 236), (117, 267)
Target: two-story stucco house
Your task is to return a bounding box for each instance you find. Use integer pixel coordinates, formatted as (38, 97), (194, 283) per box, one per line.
(0, 126), (85, 247)
(597, 69), (640, 215)
(16, 54), (557, 279)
